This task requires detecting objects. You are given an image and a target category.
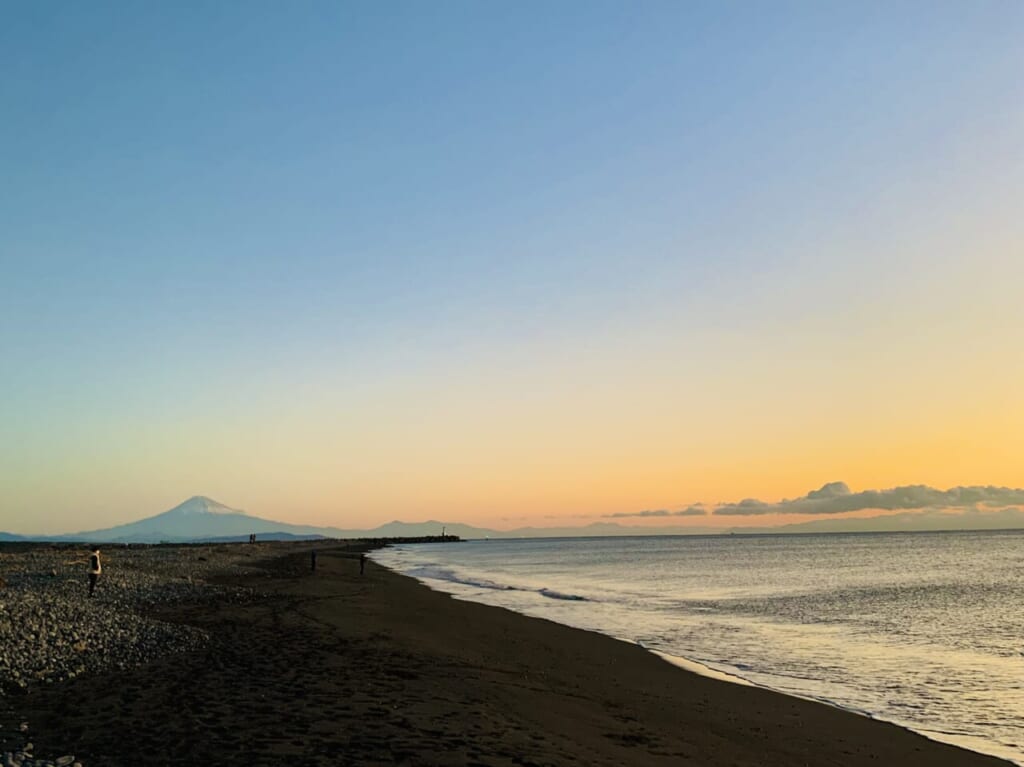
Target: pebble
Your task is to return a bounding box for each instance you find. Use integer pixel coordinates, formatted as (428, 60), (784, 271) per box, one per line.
(0, 546), (261, 695)
(0, 543), (271, 766)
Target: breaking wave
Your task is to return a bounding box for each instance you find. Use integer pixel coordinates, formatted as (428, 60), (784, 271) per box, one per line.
(404, 565), (589, 602)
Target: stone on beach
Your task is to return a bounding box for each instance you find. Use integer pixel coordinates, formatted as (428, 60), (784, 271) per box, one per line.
(0, 543), (269, 766)
(0, 545), (261, 695)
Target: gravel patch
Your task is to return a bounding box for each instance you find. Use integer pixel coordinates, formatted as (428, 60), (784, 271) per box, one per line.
(0, 542), (278, 766)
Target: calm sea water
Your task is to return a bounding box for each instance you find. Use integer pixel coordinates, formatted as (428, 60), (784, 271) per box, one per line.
(372, 530), (1024, 764)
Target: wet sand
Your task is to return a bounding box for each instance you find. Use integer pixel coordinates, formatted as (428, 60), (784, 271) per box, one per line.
(6, 544), (1011, 766)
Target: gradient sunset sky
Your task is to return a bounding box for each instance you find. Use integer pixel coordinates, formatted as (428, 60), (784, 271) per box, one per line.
(2, 2), (1022, 534)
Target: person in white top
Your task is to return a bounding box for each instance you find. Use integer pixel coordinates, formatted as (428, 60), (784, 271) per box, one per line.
(87, 548), (101, 597)
(63, 548), (103, 597)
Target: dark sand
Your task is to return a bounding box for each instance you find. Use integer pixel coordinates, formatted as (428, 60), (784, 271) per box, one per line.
(5, 545), (1011, 766)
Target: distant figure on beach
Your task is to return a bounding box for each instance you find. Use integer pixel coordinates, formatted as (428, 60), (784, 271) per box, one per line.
(88, 548), (101, 597)
(359, 553), (366, 575)
(249, 533), (256, 544)
(62, 548), (103, 597)
(310, 549), (317, 572)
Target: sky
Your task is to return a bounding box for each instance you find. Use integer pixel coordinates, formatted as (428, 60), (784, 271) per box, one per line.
(2, 2), (1023, 534)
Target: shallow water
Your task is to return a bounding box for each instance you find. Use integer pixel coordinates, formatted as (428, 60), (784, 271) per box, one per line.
(373, 530), (1024, 764)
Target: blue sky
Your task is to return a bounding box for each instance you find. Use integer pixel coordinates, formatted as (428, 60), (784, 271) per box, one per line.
(2, 2), (1022, 531)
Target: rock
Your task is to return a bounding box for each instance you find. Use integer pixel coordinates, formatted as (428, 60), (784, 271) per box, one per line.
(0, 542), (263, 767)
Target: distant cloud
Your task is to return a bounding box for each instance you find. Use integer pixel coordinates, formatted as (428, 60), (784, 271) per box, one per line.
(806, 481), (852, 500)
(677, 505), (709, 516)
(712, 482), (1024, 516)
(608, 509), (671, 518)
(602, 483), (1024, 520)
(607, 504), (708, 518)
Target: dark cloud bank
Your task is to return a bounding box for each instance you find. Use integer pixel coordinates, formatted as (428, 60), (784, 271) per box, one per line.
(609, 482), (1024, 518)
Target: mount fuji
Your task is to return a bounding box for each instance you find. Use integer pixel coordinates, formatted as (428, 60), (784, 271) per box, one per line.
(0, 497), (504, 543)
(1, 496), (644, 543)
(37, 496), (350, 543)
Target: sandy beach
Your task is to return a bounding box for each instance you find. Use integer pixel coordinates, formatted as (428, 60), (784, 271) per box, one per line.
(1, 542), (1012, 767)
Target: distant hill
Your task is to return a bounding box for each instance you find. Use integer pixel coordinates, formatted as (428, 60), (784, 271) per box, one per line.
(1, 497), (506, 543)
(2, 497), (721, 543)
(56, 496), (347, 543)
(354, 519), (698, 539)
(8, 495), (1024, 544)
(197, 532), (329, 543)
(0, 497), (346, 544)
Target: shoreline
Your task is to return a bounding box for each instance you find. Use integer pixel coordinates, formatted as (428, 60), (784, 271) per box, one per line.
(392, 570), (1017, 766)
(651, 648), (1012, 765)
(2, 542), (1014, 766)
(374, 544), (1022, 766)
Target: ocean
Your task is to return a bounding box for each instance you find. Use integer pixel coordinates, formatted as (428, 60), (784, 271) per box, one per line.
(372, 530), (1024, 764)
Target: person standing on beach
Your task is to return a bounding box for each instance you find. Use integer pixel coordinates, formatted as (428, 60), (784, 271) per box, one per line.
(63, 548), (103, 597)
(87, 548), (101, 597)
(359, 553), (366, 575)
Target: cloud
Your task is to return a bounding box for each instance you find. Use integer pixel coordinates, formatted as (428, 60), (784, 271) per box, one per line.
(806, 481), (851, 499)
(711, 482), (1024, 516)
(607, 504), (708, 518)
(676, 504), (709, 516)
(601, 484), (1024, 520)
(608, 509), (672, 518)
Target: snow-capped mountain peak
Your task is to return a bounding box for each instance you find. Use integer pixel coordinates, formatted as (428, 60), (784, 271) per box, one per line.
(167, 496), (245, 516)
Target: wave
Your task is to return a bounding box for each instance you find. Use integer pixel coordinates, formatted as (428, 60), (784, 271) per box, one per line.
(539, 588), (588, 601)
(404, 565), (589, 602)
(405, 565), (519, 592)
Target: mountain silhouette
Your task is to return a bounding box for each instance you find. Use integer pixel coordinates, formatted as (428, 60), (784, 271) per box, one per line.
(43, 496), (338, 543)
